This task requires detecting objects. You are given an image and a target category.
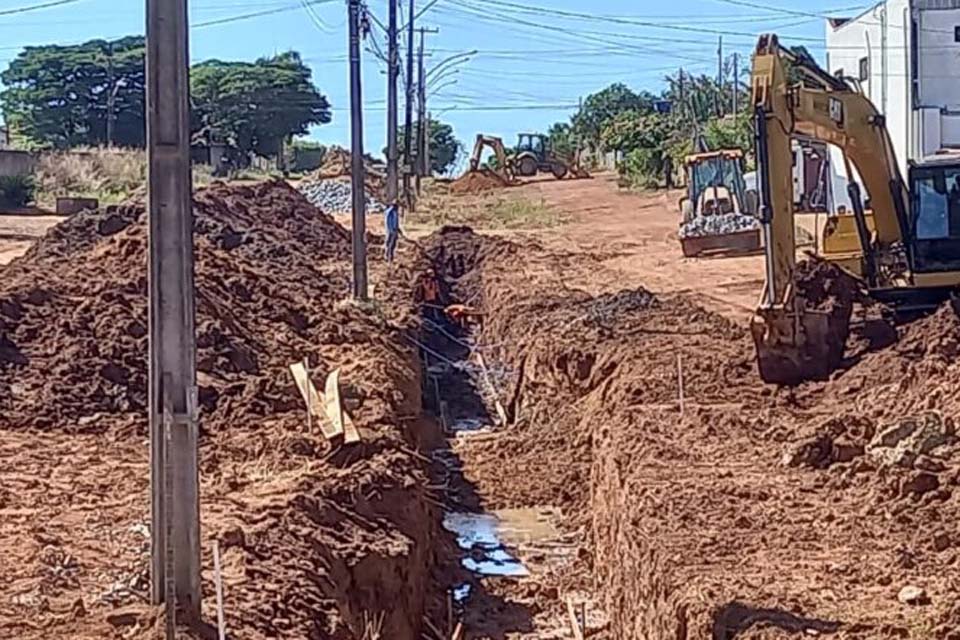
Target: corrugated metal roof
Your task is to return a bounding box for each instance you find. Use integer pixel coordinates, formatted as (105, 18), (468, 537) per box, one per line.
(915, 0), (960, 9)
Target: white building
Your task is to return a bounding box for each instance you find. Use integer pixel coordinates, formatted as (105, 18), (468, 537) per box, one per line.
(826, 0), (960, 179)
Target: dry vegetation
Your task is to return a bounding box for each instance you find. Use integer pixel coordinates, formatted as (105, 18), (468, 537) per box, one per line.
(410, 180), (567, 230)
(34, 147), (215, 206)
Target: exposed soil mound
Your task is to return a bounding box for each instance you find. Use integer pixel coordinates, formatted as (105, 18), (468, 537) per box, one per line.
(450, 169), (510, 195)
(0, 180), (356, 430)
(0, 180), (441, 640)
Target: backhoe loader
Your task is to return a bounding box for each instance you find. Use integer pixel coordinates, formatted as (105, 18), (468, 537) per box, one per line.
(750, 34), (960, 385)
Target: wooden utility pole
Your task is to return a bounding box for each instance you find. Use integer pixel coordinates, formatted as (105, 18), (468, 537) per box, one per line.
(402, 0), (415, 207)
(348, 0), (368, 299)
(385, 0), (399, 203)
(146, 0), (200, 625)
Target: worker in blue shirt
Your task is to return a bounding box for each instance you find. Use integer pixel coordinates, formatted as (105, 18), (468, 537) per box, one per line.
(384, 201), (401, 263)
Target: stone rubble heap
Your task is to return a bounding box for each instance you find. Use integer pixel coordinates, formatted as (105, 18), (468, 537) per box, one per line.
(679, 212), (760, 239)
(297, 179), (384, 215)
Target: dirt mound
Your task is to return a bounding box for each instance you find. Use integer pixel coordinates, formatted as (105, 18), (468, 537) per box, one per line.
(0, 180), (356, 430)
(0, 180), (442, 640)
(450, 169), (510, 195)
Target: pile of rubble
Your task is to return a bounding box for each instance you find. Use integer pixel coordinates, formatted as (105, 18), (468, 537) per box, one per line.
(297, 178), (384, 215)
(678, 212), (760, 239)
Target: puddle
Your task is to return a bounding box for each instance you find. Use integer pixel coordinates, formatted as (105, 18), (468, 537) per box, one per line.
(449, 417), (489, 432)
(443, 512), (529, 577)
(443, 507), (576, 581)
(453, 583), (472, 603)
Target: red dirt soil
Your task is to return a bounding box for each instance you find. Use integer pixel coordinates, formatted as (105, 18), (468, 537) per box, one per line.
(450, 169), (511, 195)
(417, 225), (960, 639)
(0, 181), (440, 639)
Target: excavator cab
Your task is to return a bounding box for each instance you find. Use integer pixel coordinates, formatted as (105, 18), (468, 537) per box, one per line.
(909, 157), (960, 275)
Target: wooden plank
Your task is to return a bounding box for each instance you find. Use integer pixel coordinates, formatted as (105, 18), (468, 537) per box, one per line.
(289, 362), (342, 440)
(475, 351), (508, 426)
(213, 540), (226, 640)
(325, 368), (361, 444)
(566, 598), (584, 640)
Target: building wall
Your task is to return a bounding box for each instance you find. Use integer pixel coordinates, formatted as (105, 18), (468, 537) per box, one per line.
(827, 1), (960, 171)
(0, 150), (37, 177)
(826, 0), (912, 178)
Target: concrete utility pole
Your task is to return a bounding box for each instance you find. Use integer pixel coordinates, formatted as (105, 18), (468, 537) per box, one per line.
(385, 0), (399, 203)
(146, 0), (200, 627)
(348, 0), (368, 300)
(717, 36), (723, 117)
(105, 42), (116, 147)
(416, 27), (426, 195)
(402, 0), (415, 208)
(733, 52), (739, 118)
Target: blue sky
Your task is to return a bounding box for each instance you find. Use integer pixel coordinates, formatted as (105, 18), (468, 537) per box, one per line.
(0, 0), (866, 163)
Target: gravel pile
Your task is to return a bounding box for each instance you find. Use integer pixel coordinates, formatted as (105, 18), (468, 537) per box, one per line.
(298, 178), (384, 215)
(679, 213), (759, 239)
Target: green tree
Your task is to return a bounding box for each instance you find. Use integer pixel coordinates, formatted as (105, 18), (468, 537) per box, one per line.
(396, 118), (462, 175)
(1, 36), (146, 149)
(600, 111), (668, 153)
(704, 113), (752, 161)
(572, 83), (655, 150)
(547, 122), (576, 159)
(191, 52), (331, 157)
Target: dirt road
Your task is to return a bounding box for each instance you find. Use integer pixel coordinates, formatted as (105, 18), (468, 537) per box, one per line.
(514, 174), (766, 319)
(0, 212), (66, 265)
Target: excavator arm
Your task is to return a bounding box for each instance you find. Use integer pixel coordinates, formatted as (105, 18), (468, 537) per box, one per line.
(750, 34), (911, 384)
(469, 134), (513, 179)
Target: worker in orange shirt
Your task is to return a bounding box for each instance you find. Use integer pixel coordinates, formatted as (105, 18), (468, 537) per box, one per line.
(415, 268), (441, 319)
(444, 303), (483, 330)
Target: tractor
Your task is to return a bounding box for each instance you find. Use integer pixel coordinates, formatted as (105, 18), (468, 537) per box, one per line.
(512, 133), (569, 180)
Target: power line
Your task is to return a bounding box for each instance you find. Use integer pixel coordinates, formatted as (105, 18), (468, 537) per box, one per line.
(0, 0), (82, 16)
(451, 0), (826, 42)
(708, 0), (869, 20)
(193, 0), (336, 28)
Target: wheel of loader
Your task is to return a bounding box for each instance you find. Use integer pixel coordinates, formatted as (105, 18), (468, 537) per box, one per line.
(551, 163), (568, 180)
(518, 156), (538, 177)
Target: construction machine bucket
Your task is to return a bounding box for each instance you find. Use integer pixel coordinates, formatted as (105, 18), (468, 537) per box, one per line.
(751, 300), (852, 386)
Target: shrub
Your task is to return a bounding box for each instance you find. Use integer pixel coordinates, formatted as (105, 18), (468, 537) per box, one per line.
(0, 175), (36, 207)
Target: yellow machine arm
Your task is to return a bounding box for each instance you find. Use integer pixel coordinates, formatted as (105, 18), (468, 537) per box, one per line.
(750, 34), (913, 384)
(469, 134), (511, 175)
(751, 33), (910, 302)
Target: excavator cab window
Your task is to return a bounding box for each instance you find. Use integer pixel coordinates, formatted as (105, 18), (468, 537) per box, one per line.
(910, 163), (960, 272)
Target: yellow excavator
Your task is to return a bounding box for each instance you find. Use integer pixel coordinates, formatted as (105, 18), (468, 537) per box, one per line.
(751, 34), (960, 384)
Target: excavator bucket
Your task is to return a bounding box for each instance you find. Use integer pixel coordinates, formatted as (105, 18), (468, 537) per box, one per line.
(752, 257), (861, 386)
(750, 308), (850, 386)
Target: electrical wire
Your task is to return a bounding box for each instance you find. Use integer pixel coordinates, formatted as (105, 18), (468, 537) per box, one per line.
(0, 0), (82, 17)
(708, 0), (870, 20)
(451, 0), (825, 42)
(193, 0), (336, 28)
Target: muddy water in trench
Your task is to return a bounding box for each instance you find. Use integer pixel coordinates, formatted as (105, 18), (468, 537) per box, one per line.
(421, 312), (584, 638)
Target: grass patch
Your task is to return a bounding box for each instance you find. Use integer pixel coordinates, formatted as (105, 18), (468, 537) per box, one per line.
(412, 188), (566, 230)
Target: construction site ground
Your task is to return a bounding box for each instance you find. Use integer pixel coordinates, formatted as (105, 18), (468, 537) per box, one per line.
(1, 173), (958, 639)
